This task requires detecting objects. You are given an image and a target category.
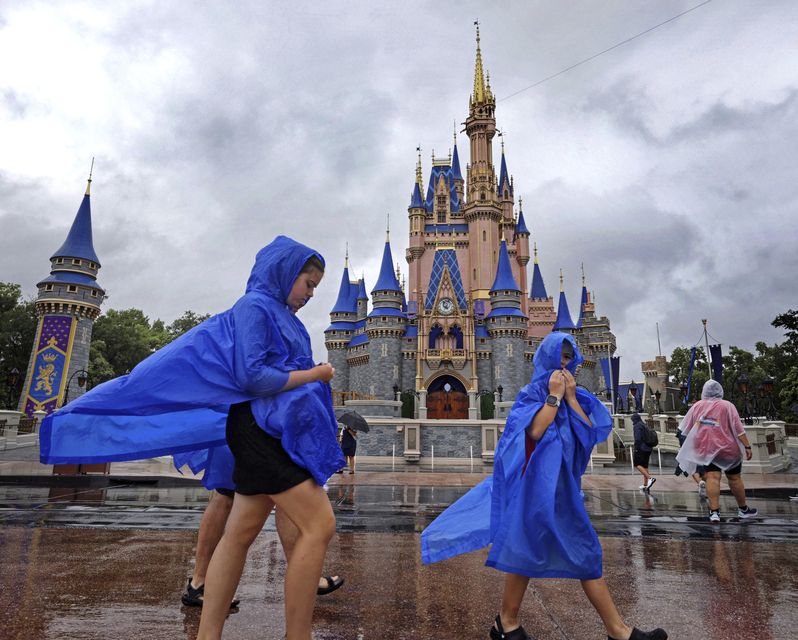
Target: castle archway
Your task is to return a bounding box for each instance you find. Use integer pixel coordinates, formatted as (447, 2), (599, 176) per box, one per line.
(426, 374), (468, 420)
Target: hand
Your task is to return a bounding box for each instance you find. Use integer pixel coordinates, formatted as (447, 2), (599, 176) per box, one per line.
(562, 369), (577, 402)
(548, 370), (565, 399)
(314, 363), (335, 383)
(745, 447), (752, 461)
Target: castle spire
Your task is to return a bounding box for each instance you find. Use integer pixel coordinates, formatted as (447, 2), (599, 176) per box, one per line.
(472, 21), (487, 104)
(530, 242), (548, 299)
(553, 270), (576, 330)
(52, 165), (101, 265)
(415, 145), (424, 192)
(372, 236), (402, 293)
(490, 238), (521, 293)
(576, 263), (589, 328)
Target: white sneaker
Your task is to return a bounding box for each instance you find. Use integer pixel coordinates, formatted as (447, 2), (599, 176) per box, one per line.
(645, 477), (656, 491)
(639, 484), (647, 491)
(709, 510), (721, 523)
(738, 506), (759, 518)
(698, 480), (707, 498)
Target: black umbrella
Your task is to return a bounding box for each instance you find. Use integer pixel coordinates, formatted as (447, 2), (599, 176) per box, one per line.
(337, 410), (369, 433)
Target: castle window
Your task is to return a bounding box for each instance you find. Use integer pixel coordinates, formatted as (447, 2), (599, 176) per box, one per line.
(482, 230), (486, 242)
(90, 290), (98, 297)
(55, 258), (64, 264)
(44, 284), (54, 291)
(67, 285), (77, 293)
(437, 211), (446, 223)
(473, 268), (476, 280)
(89, 262), (97, 269)
(72, 259), (81, 265)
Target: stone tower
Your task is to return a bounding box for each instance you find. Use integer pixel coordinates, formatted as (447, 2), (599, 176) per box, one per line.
(19, 174), (104, 415)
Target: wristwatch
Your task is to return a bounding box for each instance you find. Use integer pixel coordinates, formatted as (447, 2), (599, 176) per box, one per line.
(545, 394), (561, 408)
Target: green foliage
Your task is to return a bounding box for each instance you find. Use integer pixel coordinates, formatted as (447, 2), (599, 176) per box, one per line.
(0, 283), (38, 408)
(667, 346), (709, 403)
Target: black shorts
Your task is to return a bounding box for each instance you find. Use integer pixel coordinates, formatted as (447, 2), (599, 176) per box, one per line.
(216, 488), (235, 499)
(226, 402), (312, 495)
(633, 449), (651, 468)
(704, 461), (743, 476)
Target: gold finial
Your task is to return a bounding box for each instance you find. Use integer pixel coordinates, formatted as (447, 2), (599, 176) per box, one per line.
(453, 121), (457, 147)
(386, 213), (390, 241)
(472, 20), (486, 103)
(533, 242), (538, 263)
(581, 262), (586, 286)
(345, 242), (349, 268)
(448, 148), (452, 163)
(395, 262), (402, 283)
(85, 157), (94, 196)
(519, 196), (523, 212)
(559, 269), (565, 292)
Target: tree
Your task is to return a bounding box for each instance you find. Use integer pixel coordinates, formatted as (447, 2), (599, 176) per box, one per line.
(90, 309), (156, 378)
(668, 346), (709, 403)
(0, 283), (37, 408)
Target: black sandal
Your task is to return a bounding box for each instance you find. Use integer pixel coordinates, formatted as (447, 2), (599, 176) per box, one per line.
(609, 628), (668, 640)
(181, 578), (241, 609)
(317, 575), (345, 595)
(489, 614), (530, 639)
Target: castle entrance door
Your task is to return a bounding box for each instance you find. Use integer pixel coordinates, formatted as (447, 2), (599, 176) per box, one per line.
(426, 375), (468, 420)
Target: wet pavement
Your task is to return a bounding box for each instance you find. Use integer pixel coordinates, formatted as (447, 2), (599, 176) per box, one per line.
(1, 452), (798, 638)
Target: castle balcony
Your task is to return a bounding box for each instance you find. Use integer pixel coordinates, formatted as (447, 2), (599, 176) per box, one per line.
(426, 349), (467, 370)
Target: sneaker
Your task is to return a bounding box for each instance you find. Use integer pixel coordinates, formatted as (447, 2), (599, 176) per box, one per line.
(738, 506), (759, 519)
(708, 510), (720, 523)
(639, 484), (647, 491)
(698, 480), (707, 498)
(644, 477), (656, 491)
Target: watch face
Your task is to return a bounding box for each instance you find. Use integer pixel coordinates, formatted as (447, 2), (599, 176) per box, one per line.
(438, 297), (454, 315)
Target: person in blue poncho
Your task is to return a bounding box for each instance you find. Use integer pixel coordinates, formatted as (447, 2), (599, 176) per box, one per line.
(421, 333), (667, 640)
(40, 236), (345, 640)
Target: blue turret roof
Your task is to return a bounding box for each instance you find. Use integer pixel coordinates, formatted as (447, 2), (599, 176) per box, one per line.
(515, 210), (529, 235)
(425, 249), (468, 312)
(372, 240), (402, 293)
(554, 290), (576, 330)
(357, 276), (368, 300)
(490, 240), (521, 293)
(576, 285), (589, 328)
(498, 151), (512, 197)
(530, 263), (548, 299)
(409, 182), (424, 209)
(331, 265), (357, 313)
(424, 164), (460, 213)
(51, 183), (100, 265)
(451, 143), (463, 180)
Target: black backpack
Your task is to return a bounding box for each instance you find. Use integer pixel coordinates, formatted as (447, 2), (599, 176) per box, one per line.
(643, 423), (659, 447)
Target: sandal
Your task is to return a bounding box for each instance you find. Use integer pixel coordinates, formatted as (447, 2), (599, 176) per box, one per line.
(317, 575), (345, 595)
(489, 614), (529, 639)
(181, 578), (241, 608)
(609, 628), (668, 640)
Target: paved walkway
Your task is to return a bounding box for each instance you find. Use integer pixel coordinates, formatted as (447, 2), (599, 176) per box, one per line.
(1, 446), (797, 639)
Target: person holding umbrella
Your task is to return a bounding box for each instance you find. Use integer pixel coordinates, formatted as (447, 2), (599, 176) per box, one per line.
(337, 410), (369, 474)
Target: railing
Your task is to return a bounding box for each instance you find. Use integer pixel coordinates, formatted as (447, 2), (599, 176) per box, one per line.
(17, 417), (36, 434)
(0, 419), (6, 437)
(332, 391), (376, 406)
(786, 423), (798, 438)
(665, 417), (680, 434)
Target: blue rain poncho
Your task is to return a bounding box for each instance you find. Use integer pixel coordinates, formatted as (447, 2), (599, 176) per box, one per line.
(421, 332), (612, 580)
(40, 235), (344, 487)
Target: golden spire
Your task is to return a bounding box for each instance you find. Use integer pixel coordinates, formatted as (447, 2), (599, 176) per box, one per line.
(472, 21), (486, 104)
(345, 242), (349, 269)
(581, 262), (586, 286)
(386, 213), (390, 242)
(534, 241), (538, 264)
(415, 145), (423, 191)
(85, 157), (94, 196)
(559, 269), (565, 292)
(395, 262), (402, 283)
(453, 121), (457, 147)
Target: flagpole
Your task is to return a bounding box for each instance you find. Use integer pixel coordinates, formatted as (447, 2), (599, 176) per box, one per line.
(607, 341), (615, 413)
(702, 318), (713, 379)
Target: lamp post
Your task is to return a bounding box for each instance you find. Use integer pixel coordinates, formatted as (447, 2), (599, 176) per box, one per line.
(654, 389), (662, 414)
(61, 369), (90, 407)
(5, 367), (20, 410)
(737, 373), (753, 426)
(497, 385), (503, 403)
(680, 382), (689, 406)
(393, 383), (400, 402)
(761, 377), (778, 420)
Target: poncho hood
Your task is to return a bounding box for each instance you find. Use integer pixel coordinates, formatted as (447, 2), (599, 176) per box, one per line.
(531, 332), (583, 386)
(246, 235), (325, 303)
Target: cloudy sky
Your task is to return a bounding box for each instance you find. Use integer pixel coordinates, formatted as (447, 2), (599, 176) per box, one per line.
(1, 0), (796, 381)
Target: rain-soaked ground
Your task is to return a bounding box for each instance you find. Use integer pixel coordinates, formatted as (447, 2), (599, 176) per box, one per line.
(1, 458), (797, 639)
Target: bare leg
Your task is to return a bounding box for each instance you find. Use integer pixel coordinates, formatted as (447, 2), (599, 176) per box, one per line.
(635, 465), (651, 484)
(347, 455), (355, 473)
(271, 479), (337, 640)
(276, 507), (340, 591)
(705, 470), (722, 511)
(192, 491), (233, 589)
(727, 473), (747, 508)
(581, 577), (632, 640)
(197, 493), (274, 640)
(498, 572), (529, 632)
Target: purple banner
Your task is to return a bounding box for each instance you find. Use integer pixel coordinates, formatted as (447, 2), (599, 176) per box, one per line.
(709, 344), (723, 386)
(23, 315), (75, 417)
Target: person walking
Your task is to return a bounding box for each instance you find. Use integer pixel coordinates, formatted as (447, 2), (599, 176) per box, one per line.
(421, 333), (668, 640)
(340, 426), (357, 474)
(676, 380), (758, 523)
(631, 413), (656, 492)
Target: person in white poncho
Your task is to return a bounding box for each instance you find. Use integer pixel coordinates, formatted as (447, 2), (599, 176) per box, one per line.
(675, 380), (759, 523)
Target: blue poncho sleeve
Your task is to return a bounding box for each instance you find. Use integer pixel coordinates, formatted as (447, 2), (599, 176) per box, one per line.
(232, 295), (290, 396)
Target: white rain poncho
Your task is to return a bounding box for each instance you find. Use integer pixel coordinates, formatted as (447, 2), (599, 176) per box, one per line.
(675, 380), (746, 475)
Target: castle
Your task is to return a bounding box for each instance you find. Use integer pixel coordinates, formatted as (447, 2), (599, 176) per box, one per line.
(325, 27), (616, 419)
